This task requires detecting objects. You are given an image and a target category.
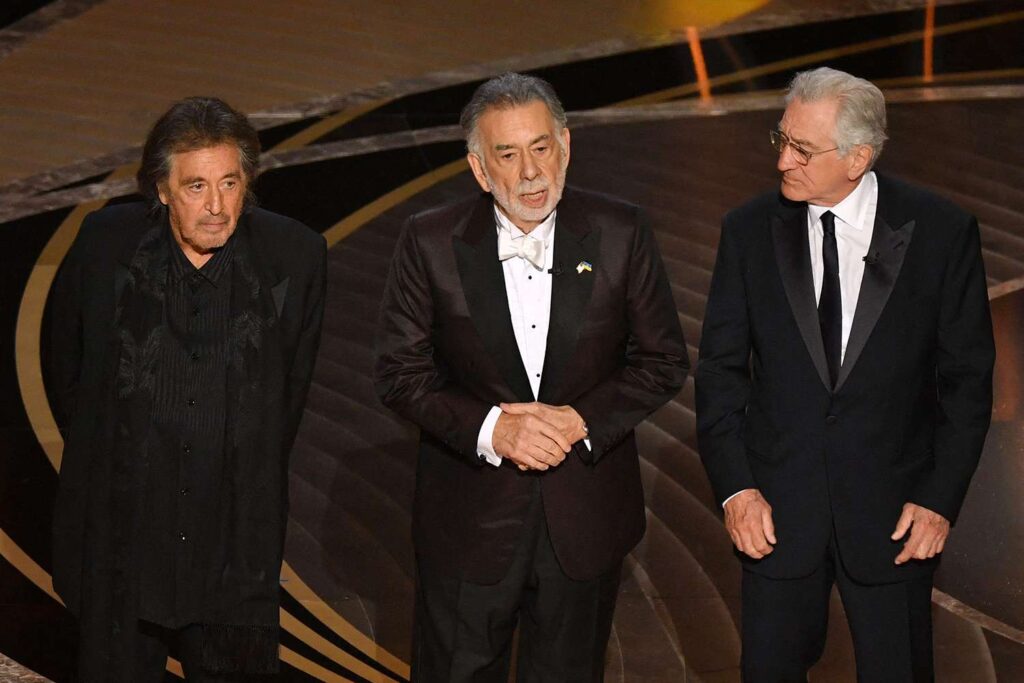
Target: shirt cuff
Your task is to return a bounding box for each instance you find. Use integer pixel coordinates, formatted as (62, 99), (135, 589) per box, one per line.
(721, 490), (743, 509)
(476, 406), (503, 467)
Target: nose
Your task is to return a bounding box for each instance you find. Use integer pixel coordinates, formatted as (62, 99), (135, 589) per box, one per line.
(520, 154), (540, 181)
(776, 142), (798, 172)
(206, 187), (223, 215)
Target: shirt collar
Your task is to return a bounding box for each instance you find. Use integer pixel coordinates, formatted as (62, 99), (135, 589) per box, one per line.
(808, 171), (877, 231)
(493, 205), (557, 245)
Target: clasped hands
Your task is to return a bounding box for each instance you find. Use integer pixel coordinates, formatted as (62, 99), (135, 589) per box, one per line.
(724, 489), (950, 564)
(492, 402), (587, 472)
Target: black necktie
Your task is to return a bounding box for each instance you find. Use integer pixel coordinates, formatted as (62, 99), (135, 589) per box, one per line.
(818, 211), (842, 388)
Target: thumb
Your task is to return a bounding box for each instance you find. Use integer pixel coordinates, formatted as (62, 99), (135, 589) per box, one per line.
(891, 505), (914, 540)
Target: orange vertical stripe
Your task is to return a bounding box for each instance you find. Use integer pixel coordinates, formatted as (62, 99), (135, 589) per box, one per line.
(924, 0), (936, 83)
(686, 26), (712, 102)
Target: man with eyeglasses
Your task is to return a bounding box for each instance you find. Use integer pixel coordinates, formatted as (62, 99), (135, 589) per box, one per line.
(696, 67), (994, 681)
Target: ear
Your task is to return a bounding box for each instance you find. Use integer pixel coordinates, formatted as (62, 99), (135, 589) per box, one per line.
(466, 152), (491, 193)
(847, 144), (872, 181)
(157, 182), (170, 206)
(560, 127), (571, 168)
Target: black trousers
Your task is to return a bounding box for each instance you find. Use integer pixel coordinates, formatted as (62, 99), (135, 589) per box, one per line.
(741, 537), (934, 683)
(134, 621), (259, 683)
(412, 487), (622, 683)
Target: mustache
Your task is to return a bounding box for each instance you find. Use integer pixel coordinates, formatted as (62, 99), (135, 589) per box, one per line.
(516, 180), (548, 194)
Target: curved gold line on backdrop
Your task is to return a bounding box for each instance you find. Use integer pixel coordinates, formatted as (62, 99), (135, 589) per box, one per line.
(6, 7), (1024, 678)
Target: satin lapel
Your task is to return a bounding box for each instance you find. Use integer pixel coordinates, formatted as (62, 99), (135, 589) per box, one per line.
(772, 205), (832, 391)
(835, 199), (915, 392)
(538, 198), (597, 404)
(454, 197), (534, 402)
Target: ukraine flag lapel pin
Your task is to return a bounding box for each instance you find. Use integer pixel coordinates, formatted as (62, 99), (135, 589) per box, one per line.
(576, 260), (593, 274)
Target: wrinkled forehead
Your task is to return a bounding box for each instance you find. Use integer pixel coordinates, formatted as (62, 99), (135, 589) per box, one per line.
(780, 97), (839, 145)
(166, 142), (246, 179)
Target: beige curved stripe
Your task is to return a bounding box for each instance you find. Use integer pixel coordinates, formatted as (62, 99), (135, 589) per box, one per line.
(15, 161), (138, 472)
(281, 563), (408, 680)
(280, 645), (359, 682)
(270, 100), (387, 153)
(0, 529), (60, 603)
(322, 157), (468, 248)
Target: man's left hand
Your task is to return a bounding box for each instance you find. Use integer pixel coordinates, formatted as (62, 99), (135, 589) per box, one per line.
(500, 402), (588, 445)
(891, 502), (950, 565)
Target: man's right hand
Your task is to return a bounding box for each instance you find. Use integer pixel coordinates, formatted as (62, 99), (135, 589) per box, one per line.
(724, 488), (777, 559)
(492, 411), (570, 471)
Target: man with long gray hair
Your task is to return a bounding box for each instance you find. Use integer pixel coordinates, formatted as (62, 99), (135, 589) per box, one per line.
(376, 72), (688, 681)
(49, 96), (326, 681)
(697, 66), (994, 680)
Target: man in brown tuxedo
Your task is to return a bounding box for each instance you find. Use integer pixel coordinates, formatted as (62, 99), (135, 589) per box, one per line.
(375, 72), (688, 682)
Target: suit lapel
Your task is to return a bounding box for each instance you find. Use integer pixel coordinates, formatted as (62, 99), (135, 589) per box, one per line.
(454, 196), (535, 402)
(835, 177), (915, 391)
(772, 203), (832, 390)
(538, 193), (597, 404)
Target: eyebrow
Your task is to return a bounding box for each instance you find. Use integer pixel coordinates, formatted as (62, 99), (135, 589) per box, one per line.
(494, 134), (551, 151)
(179, 170), (242, 185)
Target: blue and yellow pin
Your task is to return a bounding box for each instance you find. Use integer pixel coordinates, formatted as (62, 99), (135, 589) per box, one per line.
(576, 260), (593, 274)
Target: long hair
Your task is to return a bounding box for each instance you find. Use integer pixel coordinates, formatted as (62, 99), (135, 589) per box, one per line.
(137, 96), (260, 212)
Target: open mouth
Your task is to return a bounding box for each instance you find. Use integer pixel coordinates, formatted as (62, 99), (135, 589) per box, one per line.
(520, 189), (547, 206)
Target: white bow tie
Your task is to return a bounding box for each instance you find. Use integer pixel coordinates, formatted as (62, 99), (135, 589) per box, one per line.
(497, 230), (545, 270)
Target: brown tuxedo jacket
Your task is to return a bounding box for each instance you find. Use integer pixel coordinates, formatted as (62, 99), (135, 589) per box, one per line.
(375, 186), (689, 582)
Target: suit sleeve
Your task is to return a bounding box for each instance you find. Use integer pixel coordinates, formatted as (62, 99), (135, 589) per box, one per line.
(283, 234), (328, 453)
(694, 214), (758, 505)
(374, 215), (494, 464)
(569, 209), (690, 464)
(910, 215), (994, 523)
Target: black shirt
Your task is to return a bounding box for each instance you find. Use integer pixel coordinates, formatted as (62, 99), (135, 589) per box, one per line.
(138, 231), (235, 627)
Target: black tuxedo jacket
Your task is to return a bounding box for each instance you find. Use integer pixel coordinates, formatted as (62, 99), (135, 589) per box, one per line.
(696, 173), (994, 584)
(375, 187), (689, 583)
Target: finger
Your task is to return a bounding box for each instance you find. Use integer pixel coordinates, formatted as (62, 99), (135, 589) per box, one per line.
(934, 535), (947, 556)
(891, 506), (914, 540)
(528, 440), (565, 467)
(740, 527), (767, 559)
(500, 402), (536, 415)
(896, 528), (925, 564)
(536, 420), (572, 453)
(761, 506), (777, 546)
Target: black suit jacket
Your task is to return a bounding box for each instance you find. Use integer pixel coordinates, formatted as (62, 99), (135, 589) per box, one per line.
(375, 187), (689, 583)
(49, 202), (326, 669)
(696, 173), (995, 584)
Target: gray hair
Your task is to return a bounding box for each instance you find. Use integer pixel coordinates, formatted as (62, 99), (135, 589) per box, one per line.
(460, 72), (568, 156)
(786, 67), (887, 167)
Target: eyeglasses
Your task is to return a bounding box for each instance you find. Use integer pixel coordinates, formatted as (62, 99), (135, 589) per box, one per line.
(770, 129), (838, 165)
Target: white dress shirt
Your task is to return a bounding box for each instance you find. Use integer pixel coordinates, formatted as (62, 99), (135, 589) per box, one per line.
(476, 208), (556, 465)
(723, 172), (878, 507)
(806, 171), (878, 362)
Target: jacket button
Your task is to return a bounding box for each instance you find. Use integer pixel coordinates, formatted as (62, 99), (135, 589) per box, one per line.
(826, 415), (838, 425)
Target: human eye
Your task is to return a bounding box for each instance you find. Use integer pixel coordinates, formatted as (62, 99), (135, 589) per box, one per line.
(188, 182), (204, 192)
(499, 152), (515, 161)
